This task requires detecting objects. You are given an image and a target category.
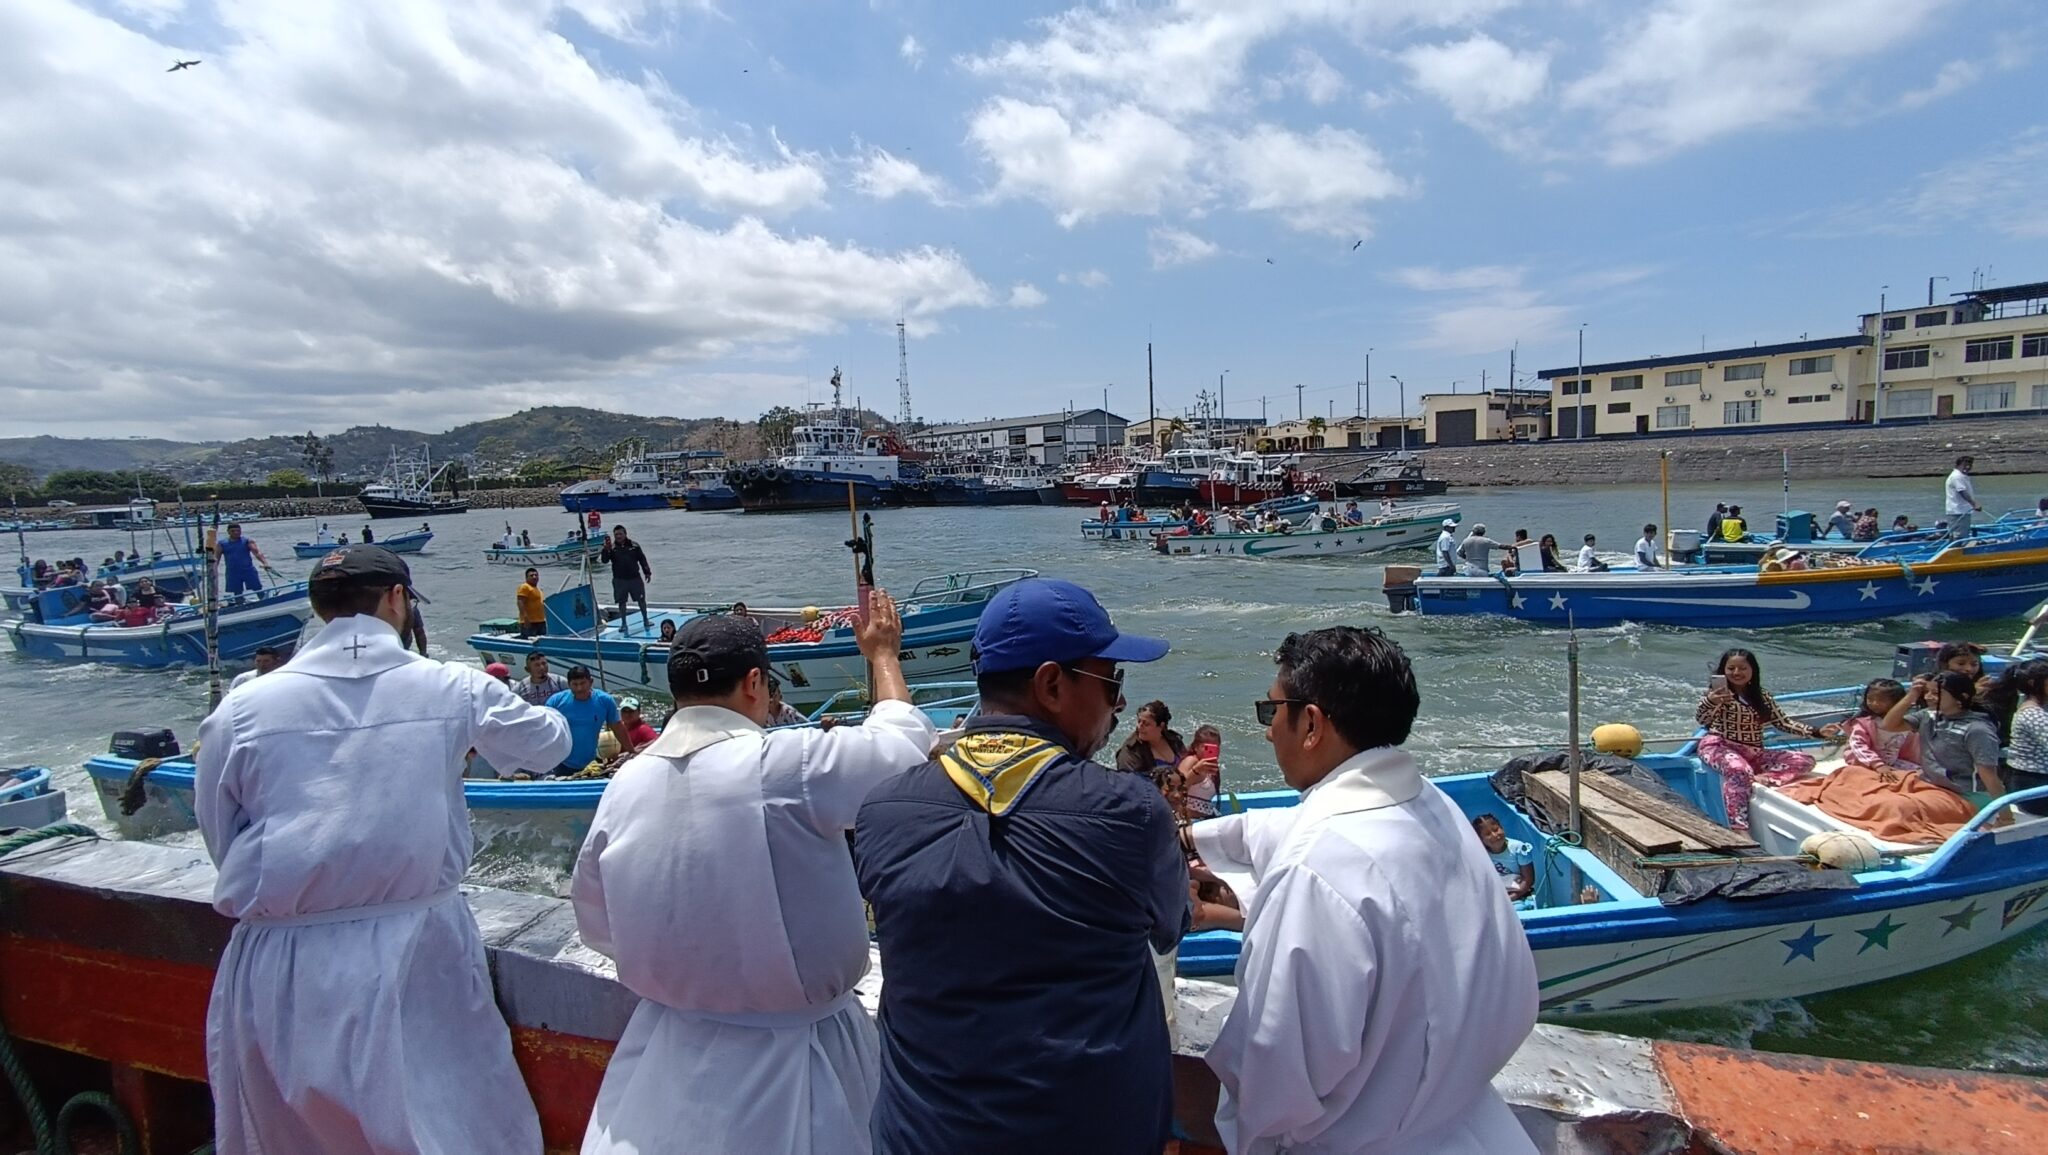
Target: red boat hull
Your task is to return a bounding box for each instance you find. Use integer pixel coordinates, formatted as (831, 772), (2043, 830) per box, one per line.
(1195, 479), (1333, 505)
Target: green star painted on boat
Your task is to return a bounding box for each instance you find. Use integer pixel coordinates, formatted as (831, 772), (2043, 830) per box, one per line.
(1939, 902), (1983, 936)
(1855, 914), (1905, 953)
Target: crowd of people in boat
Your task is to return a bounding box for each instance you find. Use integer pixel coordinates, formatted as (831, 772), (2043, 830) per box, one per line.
(1099, 496), (1402, 537)
(1692, 641), (2048, 846)
(310, 523), (395, 547)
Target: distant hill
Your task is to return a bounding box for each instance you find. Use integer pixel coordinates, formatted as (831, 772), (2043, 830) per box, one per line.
(0, 407), (739, 482)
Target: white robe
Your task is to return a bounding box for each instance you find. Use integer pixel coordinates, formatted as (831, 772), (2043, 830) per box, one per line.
(571, 699), (936, 1155)
(196, 614), (571, 1155)
(1193, 748), (1539, 1155)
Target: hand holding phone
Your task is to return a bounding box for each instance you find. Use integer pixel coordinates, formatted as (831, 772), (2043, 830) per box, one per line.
(1708, 674), (1728, 694)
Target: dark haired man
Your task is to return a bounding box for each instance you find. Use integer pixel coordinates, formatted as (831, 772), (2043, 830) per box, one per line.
(600, 524), (654, 631)
(1191, 626), (1538, 1154)
(516, 566), (546, 637)
(194, 545), (570, 1154)
(228, 644), (283, 691)
(1946, 454), (1982, 537)
(545, 664), (633, 772)
(854, 578), (1184, 1154)
(572, 590), (931, 1154)
(513, 650), (567, 706)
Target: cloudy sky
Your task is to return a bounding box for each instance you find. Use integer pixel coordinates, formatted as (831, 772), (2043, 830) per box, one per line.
(2, 0), (2043, 440)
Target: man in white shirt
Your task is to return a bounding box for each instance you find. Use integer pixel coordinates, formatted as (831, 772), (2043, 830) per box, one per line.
(1433, 519), (1458, 575)
(1634, 523), (1663, 569)
(1575, 533), (1609, 573)
(226, 644), (283, 691)
(1191, 627), (1538, 1154)
(572, 593), (933, 1155)
(314, 523), (333, 546)
(196, 545), (571, 1154)
(1946, 454), (1982, 537)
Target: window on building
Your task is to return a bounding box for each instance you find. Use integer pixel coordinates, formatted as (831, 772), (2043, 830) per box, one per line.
(1882, 315), (1907, 331)
(1609, 374), (1643, 391)
(1785, 394), (1829, 404)
(1606, 402), (1631, 414)
(2035, 384), (2048, 409)
(2023, 333), (2048, 359)
(1043, 429), (1063, 442)
(1655, 404), (1690, 429)
(1787, 355), (1834, 375)
(1966, 337), (2015, 363)
(1488, 402), (1507, 411)
(1914, 311), (1948, 327)
(1883, 345), (1930, 371)
(1556, 379), (1589, 395)
(1665, 368), (1702, 387)
(1723, 363), (1764, 381)
(1966, 382), (2015, 412)
(1723, 400), (1760, 424)
(1885, 388), (1933, 417)
(1008, 432), (1027, 445)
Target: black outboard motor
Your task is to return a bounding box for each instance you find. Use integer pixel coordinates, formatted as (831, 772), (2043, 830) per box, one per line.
(111, 729), (179, 760)
(1383, 564), (1420, 613)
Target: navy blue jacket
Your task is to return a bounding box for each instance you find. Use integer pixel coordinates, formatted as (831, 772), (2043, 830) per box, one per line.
(854, 714), (1187, 1154)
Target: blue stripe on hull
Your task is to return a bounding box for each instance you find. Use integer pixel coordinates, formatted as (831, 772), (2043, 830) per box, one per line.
(559, 493), (675, 512)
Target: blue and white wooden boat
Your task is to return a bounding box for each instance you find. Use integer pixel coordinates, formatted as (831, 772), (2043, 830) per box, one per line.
(1177, 751), (2048, 1013)
(1406, 523), (2048, 629)
(5, 583), (313, 667)
(6, 554), (203, 613)
(466, 569), (1033, 710)
(1081, 494), (1321, 541)
(0, 767), (67, 831)
(483, 534), (606, 568)
(1154, 502), (1460, 559)
(292, 529), (431, 559)
(83, 686), (981, 854)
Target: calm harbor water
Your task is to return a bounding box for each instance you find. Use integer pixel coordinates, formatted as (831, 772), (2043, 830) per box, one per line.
(6, 472), (2048, 1074)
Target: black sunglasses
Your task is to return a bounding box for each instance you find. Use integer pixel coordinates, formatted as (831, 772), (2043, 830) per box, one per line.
(1254, 697), (1311, 726)
(1061, 664), (1125, 694)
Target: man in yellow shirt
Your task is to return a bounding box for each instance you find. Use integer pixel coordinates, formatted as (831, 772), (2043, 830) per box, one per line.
(1720, 504), (1747, 543)
(516, 567), (547, 637)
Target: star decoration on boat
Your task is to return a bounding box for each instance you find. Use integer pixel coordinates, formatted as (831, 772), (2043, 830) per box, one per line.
(1938, 902), (1983, 936)
(1858, 582), (1880, 601)
(1547, 592), (1568, 610)
(1855, 914), (1905, 953)
(1914, 576), (1938, 596)
(1510, 594), (1526, 609)
(1780, 923), (1830, 963)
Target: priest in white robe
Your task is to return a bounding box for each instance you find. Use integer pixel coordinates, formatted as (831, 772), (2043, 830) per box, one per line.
(1192, 627), (1538, 1155)
(196, 544), (571, 1155)
(572, 593), (933, 1155)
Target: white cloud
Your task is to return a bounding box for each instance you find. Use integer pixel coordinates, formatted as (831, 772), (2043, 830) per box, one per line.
(1898, 60), (1979, 110)
(1007, 283), (1048, 308)
(1391, 265), (1571, 353)
(1224, 125), (1407, 235)
(0, 0), (992, 438)
(112, 0), (186, 29)
(967, 98), (1197, 226)
(1563, 0), (1959, 164)
(1278, 47), (1346, 106)
(851, 147), (946, 202)
(1148, 226), (1219, 269)
(1804, 125), (2048, 240)
(899, 33), (924, 69)
(1058, 269), (1111, 289)
(1400, 34), (1546, 126)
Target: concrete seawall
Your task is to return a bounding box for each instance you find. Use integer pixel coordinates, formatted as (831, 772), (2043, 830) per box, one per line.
(3, 830), (2045, 1154)
(1319, 417), (2048, 488)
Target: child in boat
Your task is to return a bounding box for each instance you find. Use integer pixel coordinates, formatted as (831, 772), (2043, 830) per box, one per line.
(1471, 814), (1536, 910)
(1778, 678), (1981, 844)
(1695, 648), (1843, 832)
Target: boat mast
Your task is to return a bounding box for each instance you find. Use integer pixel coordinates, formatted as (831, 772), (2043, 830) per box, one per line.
(204, 503), (223, 713)
(9, 492), (27, 588)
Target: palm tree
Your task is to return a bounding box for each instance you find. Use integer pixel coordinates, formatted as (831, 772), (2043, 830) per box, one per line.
(1306, 416), (1327, 450)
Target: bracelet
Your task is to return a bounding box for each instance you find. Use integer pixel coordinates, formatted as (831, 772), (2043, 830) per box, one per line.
(1177, 820), (1196, 858)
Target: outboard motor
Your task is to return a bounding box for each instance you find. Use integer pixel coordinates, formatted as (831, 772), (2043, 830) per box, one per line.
(110, 729), (180, 760)
(1892, 641), (1944, 682)
(1383, 564), (1421, 613)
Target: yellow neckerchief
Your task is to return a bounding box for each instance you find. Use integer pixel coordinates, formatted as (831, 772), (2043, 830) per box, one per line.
(940, 729), (1068, 815)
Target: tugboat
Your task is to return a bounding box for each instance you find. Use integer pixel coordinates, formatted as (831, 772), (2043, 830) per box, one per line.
(358, 447), (471, 519)
(725, 370), (904, 512)
(1330, 451), (1448, 499)
(559, 446), (688, 513)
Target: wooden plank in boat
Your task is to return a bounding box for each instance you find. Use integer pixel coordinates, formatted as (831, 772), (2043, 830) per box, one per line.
(1575, 771), (1759, 852)
(1527, 771), (1690, 855)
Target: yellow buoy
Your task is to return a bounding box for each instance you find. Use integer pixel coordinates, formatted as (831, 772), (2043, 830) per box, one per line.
(802, 606), (821, 622)
(1590, 723), (1643, 758)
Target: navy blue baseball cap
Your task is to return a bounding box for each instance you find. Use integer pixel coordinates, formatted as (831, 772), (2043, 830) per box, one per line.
(972, 578), (1169, 674)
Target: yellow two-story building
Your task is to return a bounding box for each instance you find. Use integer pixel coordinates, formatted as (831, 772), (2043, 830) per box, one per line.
(1862, 281), (2048, 422)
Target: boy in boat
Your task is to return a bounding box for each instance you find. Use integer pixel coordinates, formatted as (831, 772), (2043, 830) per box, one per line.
(1472, 813), (1536, 909)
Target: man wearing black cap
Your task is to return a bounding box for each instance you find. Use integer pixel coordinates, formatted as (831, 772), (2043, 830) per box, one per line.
(194, 545), (571, 1154)
(853, 577), (1185, 1154)
(572, 590), (934, 1155)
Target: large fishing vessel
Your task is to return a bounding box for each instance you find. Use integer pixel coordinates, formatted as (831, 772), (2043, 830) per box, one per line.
(558, 450), (688, 513)
(725, 377), (907, 512)
(357, 447), (470, 519)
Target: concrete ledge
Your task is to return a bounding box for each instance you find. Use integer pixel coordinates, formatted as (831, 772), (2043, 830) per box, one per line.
(6, 833), (2047, 1155)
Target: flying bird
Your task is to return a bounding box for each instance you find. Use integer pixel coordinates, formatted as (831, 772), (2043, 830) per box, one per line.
(168, 59), (200, 72)
(1351, 239), (1363, 251)
(1265, 258), (1275, 265)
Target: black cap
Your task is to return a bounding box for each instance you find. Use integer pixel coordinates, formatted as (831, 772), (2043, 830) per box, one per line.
(308, 544), (430, 603)
(668, 615), (769, 690)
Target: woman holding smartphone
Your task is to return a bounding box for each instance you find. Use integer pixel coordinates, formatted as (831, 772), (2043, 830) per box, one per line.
(1696, 648), (1842, 832)
(1175, 724), (1225, 820)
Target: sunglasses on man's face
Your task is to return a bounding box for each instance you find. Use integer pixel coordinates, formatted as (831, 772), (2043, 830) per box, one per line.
(1254, 698), (1311, 726)
(1061, 664), (1125, 695)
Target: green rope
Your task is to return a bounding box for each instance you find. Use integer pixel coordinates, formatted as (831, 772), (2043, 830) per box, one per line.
(0, 823), (210, 1154)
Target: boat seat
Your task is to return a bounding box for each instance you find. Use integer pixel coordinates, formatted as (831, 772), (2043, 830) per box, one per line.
(1748, 758), (1940, 858)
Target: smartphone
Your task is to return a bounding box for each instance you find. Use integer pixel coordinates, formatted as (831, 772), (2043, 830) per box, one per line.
(1709, 674), (1728, 693)
(1198, 741), (1221, 764)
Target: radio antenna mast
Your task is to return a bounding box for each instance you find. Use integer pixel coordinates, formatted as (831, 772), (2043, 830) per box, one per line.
(895, 319), (913, 428)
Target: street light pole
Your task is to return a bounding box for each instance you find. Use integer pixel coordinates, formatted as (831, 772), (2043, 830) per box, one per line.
(1295, 383), (1304, 420)
(1872, 287), (1888, 427)
(1575, 323), (1586, 441)
(1219, 370), (1230, 428)
(1389, 375), (1406, 448)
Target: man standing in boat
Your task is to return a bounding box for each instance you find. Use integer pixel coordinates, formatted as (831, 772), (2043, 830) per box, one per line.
(601, 523), (654, 631)
(571, 592), (932, 1154)
(194, 544), (571, 1154)
(1946, 455), (1983, 537)
(213, 522), (271, 598)
(517, 566), (547, 637)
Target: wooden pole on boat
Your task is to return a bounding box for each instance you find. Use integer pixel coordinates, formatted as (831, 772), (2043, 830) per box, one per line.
(1660, 450), (1671, 564)
(1782, 449), (1790, 513)
(204, 503), (223, 713)
(846, 481), (875, 704)
(1566, 612), (1584, 899)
